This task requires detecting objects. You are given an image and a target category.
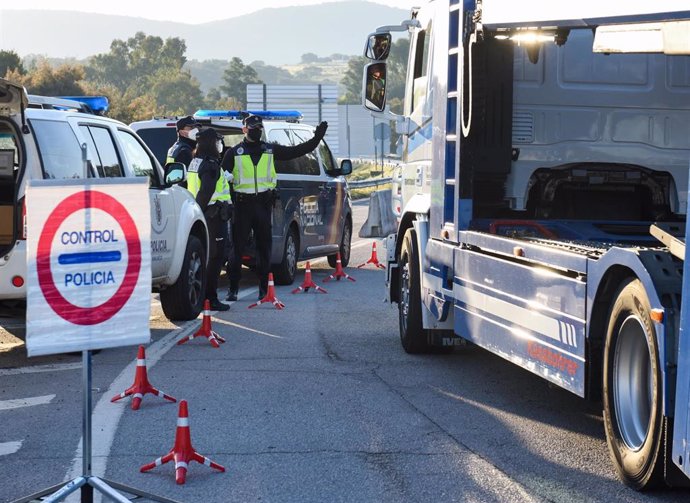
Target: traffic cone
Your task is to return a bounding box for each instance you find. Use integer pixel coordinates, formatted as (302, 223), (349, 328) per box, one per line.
(110, 346), (176, 410)
(323, 252), (356, 282)
(248, 273), (285, 309)
(140, 400), (225, 485)
(291, 262), (327, 294)
(177, 300), (226, 348)
(357, 241), (385, 269)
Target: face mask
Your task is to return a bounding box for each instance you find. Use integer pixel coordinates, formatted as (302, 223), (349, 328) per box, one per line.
(216, 140), (223, 153)
(186, 128), (199, 141)
(247, 128), (262, 142)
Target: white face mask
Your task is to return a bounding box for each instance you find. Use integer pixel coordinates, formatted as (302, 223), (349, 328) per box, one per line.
(216, 140), (223, 153)
(186, 128), (199, 141)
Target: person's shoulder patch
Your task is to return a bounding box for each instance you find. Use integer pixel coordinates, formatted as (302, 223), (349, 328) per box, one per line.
(236, 147), (244, 155)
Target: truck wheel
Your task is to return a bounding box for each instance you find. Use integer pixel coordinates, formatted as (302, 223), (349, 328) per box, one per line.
(160, 235), (205, 321)
(273, 227), (298, 285)
(602, 278), (664, 490)
(399, 228), (431, 353)
(328, 219), (352, 268)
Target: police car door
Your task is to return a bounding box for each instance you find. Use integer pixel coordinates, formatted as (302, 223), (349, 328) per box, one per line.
(114, 129), (176, 279)
(313, 138), (343, 248)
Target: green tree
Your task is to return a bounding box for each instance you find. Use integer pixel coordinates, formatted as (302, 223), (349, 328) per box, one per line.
(338, 56), (366, 104)
(301, 53), (319, 64)
(8, 61), (86, 96)
(220, 57), (263, 108)
(0, 50), (25, 78)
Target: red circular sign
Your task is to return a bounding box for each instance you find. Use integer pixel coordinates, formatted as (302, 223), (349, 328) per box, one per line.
(36, 190), (142, 325)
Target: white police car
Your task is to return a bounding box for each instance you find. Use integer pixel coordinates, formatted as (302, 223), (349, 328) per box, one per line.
(0, 79), (210, 320)
(130, 110), (353, 285)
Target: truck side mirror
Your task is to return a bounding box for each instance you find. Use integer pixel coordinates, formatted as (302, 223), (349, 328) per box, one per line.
(363, 62), (387, 112)
(164, 162), (185, 186)
(365, 33), (392, 60)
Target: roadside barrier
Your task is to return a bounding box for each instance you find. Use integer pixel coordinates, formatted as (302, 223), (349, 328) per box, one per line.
(140, 400), (225, 485)
(249, 273), (285, 309)
(357, 242), (385, 269)
(176, 300), (226, 348)
(291, 261), (327, 294)
(110, 345), (177, 410)
(323, 253), (356, 282)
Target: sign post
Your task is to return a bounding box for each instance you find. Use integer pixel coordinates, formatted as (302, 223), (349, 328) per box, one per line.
(14, 178), (179, 503)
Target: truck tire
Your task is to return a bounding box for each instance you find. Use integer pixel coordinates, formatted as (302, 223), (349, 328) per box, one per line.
(273, 227), (298, 285)
(328, 218), (352, 268)
(602, 278), (664, 490)
(399, 228), (431, 353)
(160, 235), (205, 321)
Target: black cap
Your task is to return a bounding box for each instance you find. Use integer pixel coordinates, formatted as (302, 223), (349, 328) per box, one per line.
(197, 127), (222, 141)
(243, 114), (263, 129)
(176, 115), (198, 131)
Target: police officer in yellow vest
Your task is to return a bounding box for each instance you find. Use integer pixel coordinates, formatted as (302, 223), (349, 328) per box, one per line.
(222, 114), (328, 300)
(188, 127), (232, 311)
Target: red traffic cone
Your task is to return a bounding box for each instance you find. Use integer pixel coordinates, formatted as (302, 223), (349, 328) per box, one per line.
(249, 273), (285, 309)
(324, 252), (356, 282)
(110, 346), (176, 410)
(357, 241), (385, 269)
(291, 262), (327, 294)
(177, 300), (226, 348)
(140, 400), (225, 484)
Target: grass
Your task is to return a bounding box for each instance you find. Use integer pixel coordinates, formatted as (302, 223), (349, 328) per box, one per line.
(348, 160), (394, 200)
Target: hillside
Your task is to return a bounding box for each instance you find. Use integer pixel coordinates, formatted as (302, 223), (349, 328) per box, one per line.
(0, 2), (408, 66)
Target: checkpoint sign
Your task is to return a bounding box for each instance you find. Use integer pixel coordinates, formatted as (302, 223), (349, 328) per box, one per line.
(26, 179), (151, 356)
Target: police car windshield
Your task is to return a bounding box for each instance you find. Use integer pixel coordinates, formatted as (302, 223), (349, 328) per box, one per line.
(137, 127), (177, 166)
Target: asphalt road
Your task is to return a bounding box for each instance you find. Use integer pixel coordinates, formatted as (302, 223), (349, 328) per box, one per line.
(2, 199), (690, 502)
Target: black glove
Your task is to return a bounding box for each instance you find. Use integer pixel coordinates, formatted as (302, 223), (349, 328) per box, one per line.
(315, 121), (328, 139)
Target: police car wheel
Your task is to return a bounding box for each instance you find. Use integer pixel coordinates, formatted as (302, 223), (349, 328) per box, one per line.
(328, 219), (352, 268)
(602, 278), (664, 490)
(160, 235), (205, 321)
(273, 227), (298, 285)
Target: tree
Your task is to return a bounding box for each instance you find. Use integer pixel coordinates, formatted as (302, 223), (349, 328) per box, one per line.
(7, 60), (86, 96)
(301, 53), (319, 64)
(220, 57), (263, 108)
(0, 50), (25, 78)
(338, 56), (366, 104)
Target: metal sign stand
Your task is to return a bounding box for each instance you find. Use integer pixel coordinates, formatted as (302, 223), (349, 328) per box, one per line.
(11, 352), (181, 503)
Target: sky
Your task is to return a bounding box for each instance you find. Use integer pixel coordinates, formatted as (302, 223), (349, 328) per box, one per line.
(5, 0), (418, 24)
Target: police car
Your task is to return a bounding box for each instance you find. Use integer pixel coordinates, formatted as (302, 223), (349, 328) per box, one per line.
(130, 110), (353, 285)
(0, 79), (210, 321)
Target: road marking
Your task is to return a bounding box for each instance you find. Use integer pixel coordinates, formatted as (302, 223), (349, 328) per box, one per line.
(0, 363), (81, 376)
(0, 394), (55, 411)
(0, 441), (22, 456)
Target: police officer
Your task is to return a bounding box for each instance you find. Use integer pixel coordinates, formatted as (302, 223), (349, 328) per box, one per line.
(166, 115), (199, 167)
(222, 114), (328, 300)
(187, 127), (232, 311)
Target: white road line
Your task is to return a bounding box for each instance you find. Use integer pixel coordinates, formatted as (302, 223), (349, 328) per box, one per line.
(0, 441), (22, 456)
(0, 363), (81, 376)
(0, 394), (55, 411)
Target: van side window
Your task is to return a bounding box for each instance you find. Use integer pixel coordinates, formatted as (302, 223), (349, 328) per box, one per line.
(290, 129), (320, 176)
(116, 130), (157, 181)
(317, 140), (335, 173)
(87, 126), (124, 178)
(31, 119), (84, 179)
(411, 21), (432, 113)
(268, 128), (299, 175)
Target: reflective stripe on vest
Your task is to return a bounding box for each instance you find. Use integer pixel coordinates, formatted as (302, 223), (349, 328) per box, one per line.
(232, 153), (276, 194)
(187, 158), (231, 203)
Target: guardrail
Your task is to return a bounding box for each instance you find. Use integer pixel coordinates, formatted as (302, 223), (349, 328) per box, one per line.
(348, 177), (392, 189)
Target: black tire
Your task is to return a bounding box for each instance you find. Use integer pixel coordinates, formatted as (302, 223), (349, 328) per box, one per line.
(398, 228), (431, 353)
(602, 278), (664, 490)
(273, 226), (298, 285)
(160, 235), (205, 321)
(328, 218), (352, 268)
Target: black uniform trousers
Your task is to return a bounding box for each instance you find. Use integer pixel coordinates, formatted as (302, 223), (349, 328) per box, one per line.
(229, 191), (273, 292)
(205, 209), (226, 302)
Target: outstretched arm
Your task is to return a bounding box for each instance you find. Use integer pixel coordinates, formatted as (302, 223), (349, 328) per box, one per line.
(273, 122), (328, 161)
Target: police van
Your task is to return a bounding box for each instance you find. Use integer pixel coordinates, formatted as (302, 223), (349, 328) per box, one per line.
(130, 110), (353, 285)
(0, 80), (210, 321)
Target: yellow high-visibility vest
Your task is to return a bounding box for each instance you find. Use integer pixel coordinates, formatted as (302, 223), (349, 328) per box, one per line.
(232, 152), (276, 194)
(187, 158), (231, 203)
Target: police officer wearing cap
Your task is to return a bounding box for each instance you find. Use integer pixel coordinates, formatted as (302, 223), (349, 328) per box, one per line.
(166, 115), (199, 167)
(222, 114), (328, 300)
(188, 127), (232, 311)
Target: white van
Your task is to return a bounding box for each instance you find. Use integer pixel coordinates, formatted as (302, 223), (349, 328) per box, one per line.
(0, 80), (210, 320)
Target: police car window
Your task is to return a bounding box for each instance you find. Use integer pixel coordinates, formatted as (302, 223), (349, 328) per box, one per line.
(268, 129), (291, 146)
(267, 129), (299, 175)
(317, 140), (335, 172)
(137, 127), (176, 167)
(290, 129), (320, 176)
(31, 119), (85, 179)
(116, 130), (156, 179)
(88, 126), (124, 177)
(78, 126), (103, 177)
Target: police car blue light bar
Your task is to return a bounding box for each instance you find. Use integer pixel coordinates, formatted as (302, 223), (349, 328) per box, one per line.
(59, 96), (110, 113)
(193, 109), (303, 122)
